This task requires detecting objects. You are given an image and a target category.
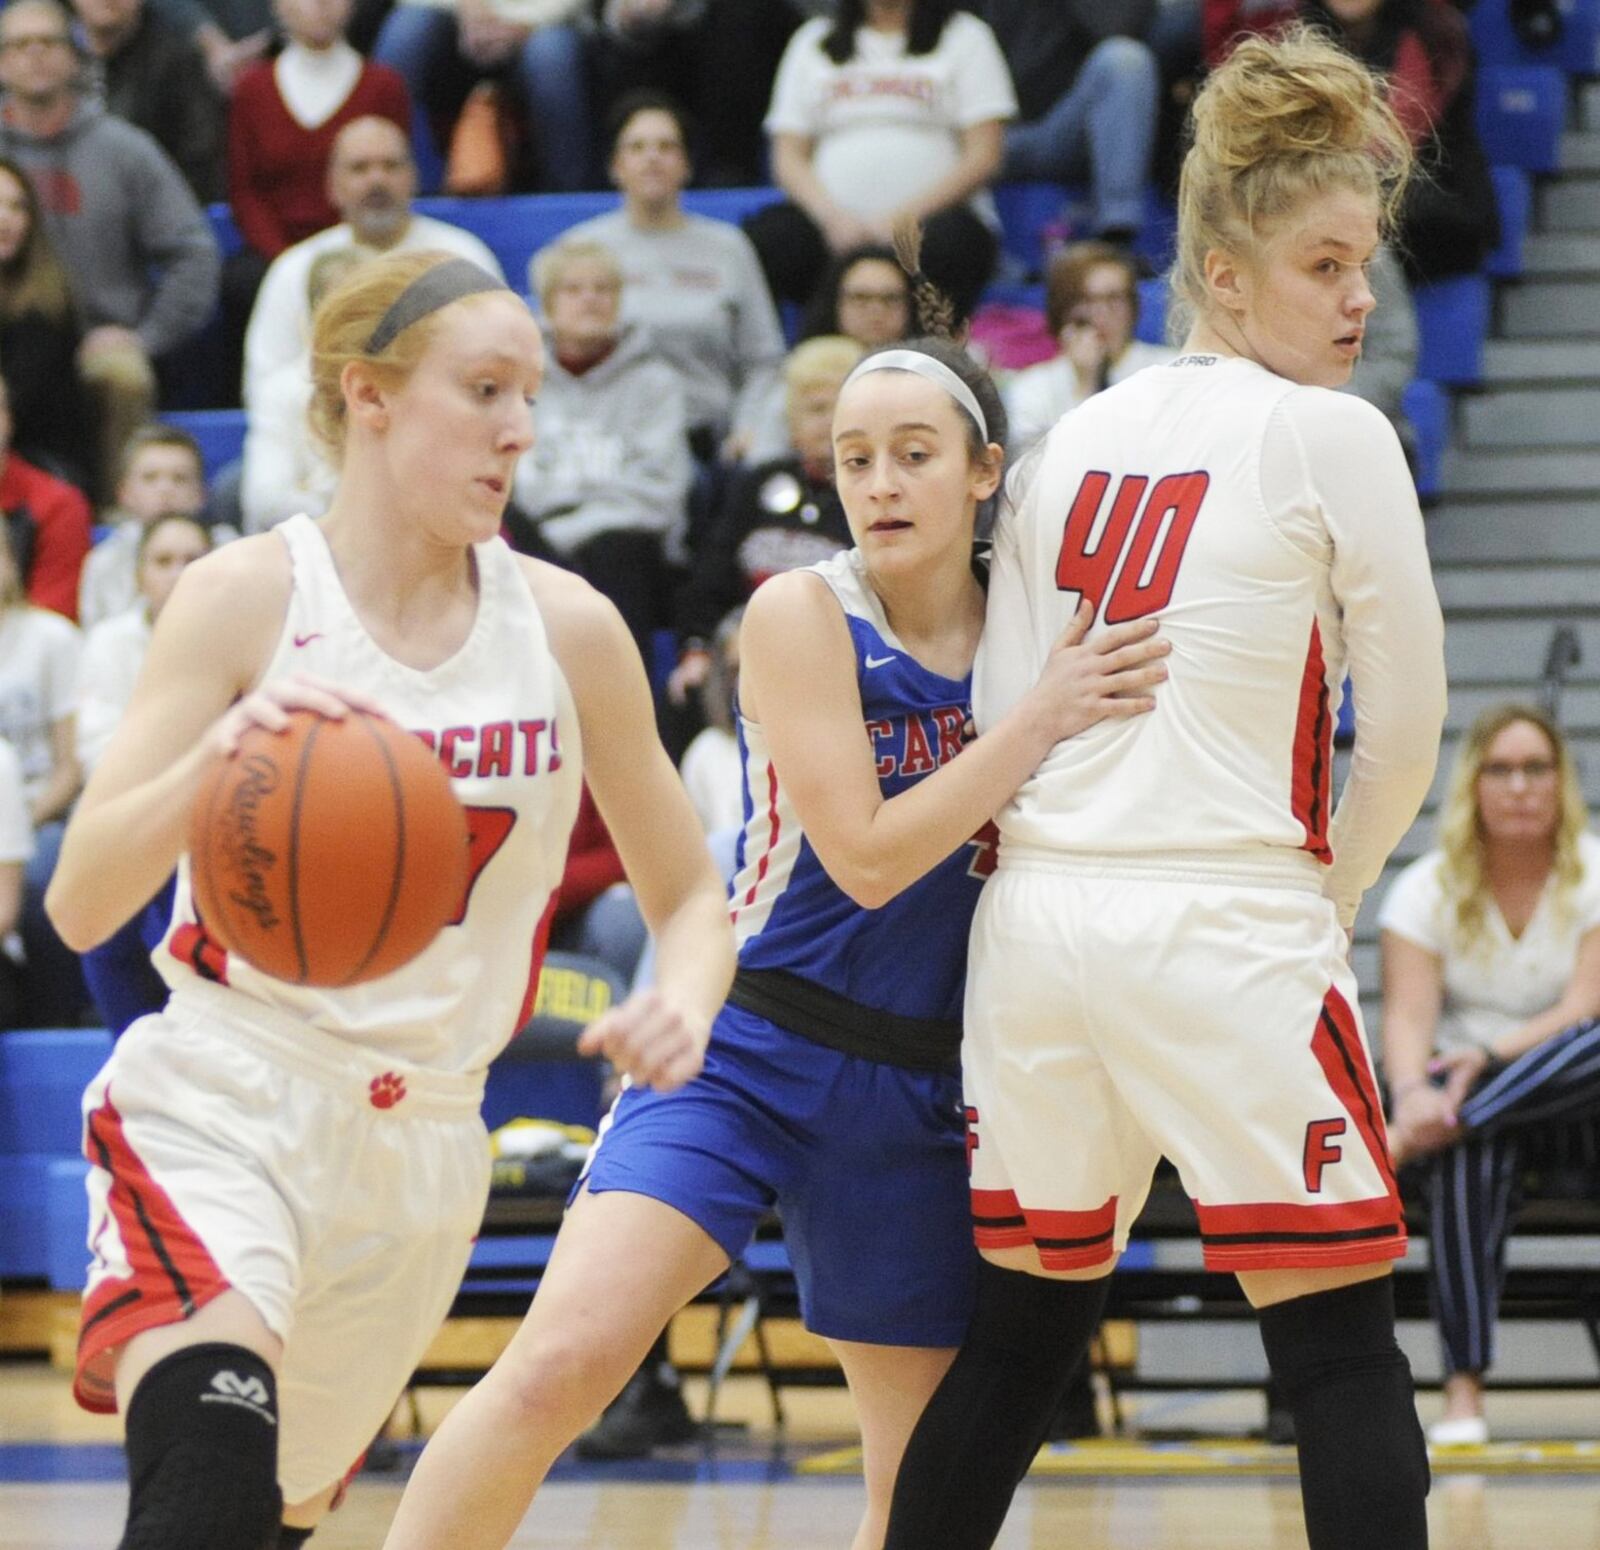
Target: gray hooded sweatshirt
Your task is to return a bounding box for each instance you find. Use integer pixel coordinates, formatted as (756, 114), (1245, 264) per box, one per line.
(512, 322), (692, 557)
(0, 97), (220, 356)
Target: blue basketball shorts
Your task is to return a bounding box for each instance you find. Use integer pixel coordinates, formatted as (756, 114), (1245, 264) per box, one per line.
(579, 1001), (976, 1348)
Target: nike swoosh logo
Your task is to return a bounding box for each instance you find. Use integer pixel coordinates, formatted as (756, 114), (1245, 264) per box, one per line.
(864, 653), (895, 669)
(293, 632), (323, 648)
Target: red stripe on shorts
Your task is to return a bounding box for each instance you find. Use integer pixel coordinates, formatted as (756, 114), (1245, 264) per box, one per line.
(1290, 619), (1333, 862)
(971, 1189), (1118, 1270)
(74, 1090), (231, 1413)
(1192, 987), (1406, 1271)
(971, 1187), (1033, 1250)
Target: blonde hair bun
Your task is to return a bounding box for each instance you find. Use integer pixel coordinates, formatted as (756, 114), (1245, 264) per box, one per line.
(1173, 24), (1414, 324)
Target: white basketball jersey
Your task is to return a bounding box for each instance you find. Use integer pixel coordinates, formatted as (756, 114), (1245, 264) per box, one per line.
(156, 514), (583, 1073)
(978, 353), (1444, 920)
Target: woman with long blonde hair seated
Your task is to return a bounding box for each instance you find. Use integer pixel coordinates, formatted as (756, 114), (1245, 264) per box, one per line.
(1381, 701), (1600, 1445)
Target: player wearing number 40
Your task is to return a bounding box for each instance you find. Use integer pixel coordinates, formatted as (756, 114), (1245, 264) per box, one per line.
(883, 26), (1447, 1550)
(44, 250), (735, 1550)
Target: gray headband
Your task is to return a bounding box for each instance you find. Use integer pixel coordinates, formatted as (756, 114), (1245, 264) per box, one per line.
(842, 349), (989, 444)
(365, 258), (511, 355)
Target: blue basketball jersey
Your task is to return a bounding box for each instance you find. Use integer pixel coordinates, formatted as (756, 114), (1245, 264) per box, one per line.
(728, 548), (991, 1025)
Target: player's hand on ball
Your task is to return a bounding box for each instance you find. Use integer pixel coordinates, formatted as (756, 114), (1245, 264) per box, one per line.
(1034, 599), (1170, 739)
(578, 989), (709, 1092)
(207, 674), (386, 760)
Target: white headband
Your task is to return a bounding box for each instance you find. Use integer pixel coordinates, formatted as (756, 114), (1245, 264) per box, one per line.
(843, 349), (989, 445)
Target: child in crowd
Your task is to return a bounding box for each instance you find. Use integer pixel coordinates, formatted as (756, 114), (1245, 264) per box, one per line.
(77, 425), (207, 630)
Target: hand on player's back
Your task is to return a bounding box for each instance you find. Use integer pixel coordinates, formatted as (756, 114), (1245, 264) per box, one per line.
(579, 988), (710, 1093)
(206, 673), (387, 761)
(1028, 600), (1170, 743)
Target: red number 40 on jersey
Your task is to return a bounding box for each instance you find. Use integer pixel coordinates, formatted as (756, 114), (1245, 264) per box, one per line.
(1054, 470), (1209, 623)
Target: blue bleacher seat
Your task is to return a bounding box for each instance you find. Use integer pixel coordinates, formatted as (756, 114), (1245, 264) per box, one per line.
(0, 1029), (108, 1282)
(1470, 0), (1600, 77)
(1475, 65), (1567, 172)
(166, 408), (247, 481)
(45, 1156), (90, 1290)
(207, 187), (790, 298)
(1413, 272), (1492, 385)
(1486, 165), (1533, 278)
(1135, 274), (1171, 346)
(1401, 378), (1450, 501)
(0, 1029), (111, 1155)
(989, 184), (1178, 282)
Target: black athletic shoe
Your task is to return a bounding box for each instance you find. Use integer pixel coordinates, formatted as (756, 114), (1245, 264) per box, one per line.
(576, 1365), (700, 1460)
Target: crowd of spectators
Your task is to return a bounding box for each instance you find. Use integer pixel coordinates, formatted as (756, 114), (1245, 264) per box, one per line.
(0, 0), (1592, 1473)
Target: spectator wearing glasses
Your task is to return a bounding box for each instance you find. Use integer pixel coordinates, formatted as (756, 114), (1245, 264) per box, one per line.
(1000, 241), (1173, 452)
(1380, 703), (1600, 1446)
(800, 243), (914, 349)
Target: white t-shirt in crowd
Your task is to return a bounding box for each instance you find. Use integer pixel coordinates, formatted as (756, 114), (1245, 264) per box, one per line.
(0, 736), (33, 865)
(76, 606), (152, 774)
(0, 605), (82, 804)
(244, 214), (505, 409)
(679, 725), (744, 836)
(1003, 340), (1178, 453)
(1378, 831), (1600, 1054)
(764, 13), (1017, 220)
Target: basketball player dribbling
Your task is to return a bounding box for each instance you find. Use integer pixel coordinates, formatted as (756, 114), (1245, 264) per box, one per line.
(378, 265), (1171, 1550)
(882, 29), (1448, 1550)
(44, 251), (736, 1550)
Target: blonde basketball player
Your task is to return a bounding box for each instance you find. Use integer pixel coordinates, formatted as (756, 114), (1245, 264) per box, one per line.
(45, 251), (733, 1550)
(883, 30), (1447, 1550)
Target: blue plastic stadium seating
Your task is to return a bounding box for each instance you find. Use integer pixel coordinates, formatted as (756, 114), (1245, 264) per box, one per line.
(989, 183), (1178, 280)
(0, 1028), (110, 1283)
(1470, 0), (1600, 76)
(1402, 378), (1450, 501)
(166, 407), (247, 481)
(1475, 65), (1567, 172)
(207, 187), (788, 294)
(1486, 165), (1533, 278)
(1414, 273), (1492, 386)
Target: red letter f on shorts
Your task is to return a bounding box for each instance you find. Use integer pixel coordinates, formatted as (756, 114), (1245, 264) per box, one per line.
(1303, 1118), (1347, 1194)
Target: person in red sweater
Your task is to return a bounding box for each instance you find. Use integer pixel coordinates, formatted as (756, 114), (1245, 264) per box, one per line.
(228, 0), (411, 262)
(549, 783), (648, 984)
(221, 0), (410, 405)
(0, 374), (91, 620)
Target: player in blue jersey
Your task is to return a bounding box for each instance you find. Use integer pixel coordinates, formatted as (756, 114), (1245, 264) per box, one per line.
(382, 260), (1171, 1550)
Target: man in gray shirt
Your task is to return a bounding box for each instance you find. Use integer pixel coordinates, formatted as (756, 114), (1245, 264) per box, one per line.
(0, 0), (220, 498)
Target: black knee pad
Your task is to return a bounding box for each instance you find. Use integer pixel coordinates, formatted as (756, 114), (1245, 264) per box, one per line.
(1259, 1279), (1430, 1550)
(277, 1528), (315, 1548)
(119, 1342), (283, 1550)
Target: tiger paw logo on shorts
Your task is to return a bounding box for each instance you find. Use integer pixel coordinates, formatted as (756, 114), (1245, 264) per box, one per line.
(369, 1071), (408, 1110)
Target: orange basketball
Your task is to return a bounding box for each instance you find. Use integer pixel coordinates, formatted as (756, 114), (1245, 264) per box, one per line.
(189, 709), (470, 987)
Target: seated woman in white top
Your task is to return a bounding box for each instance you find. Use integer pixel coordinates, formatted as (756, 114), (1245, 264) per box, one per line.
(1380, 702), (1600, 1446)
(744, 0), (1017, 327)
(1002, 242), (1174, 452)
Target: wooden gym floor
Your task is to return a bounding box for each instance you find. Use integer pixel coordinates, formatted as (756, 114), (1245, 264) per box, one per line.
(5, 1357), (1600, 1549)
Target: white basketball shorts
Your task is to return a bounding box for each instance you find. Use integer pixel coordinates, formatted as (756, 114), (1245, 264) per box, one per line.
(76, 982), (491, 1503)
(963, 859), (1405, 1274)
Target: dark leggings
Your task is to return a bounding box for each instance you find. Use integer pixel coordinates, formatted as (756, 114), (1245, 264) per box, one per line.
(1426, 1017), (1600, 1375)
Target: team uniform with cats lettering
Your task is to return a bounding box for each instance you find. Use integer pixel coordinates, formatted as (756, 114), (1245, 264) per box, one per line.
(75, 514), (581, 1502)
(964, 355), (1446, 1273)
(581, 547), (986, 1344)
